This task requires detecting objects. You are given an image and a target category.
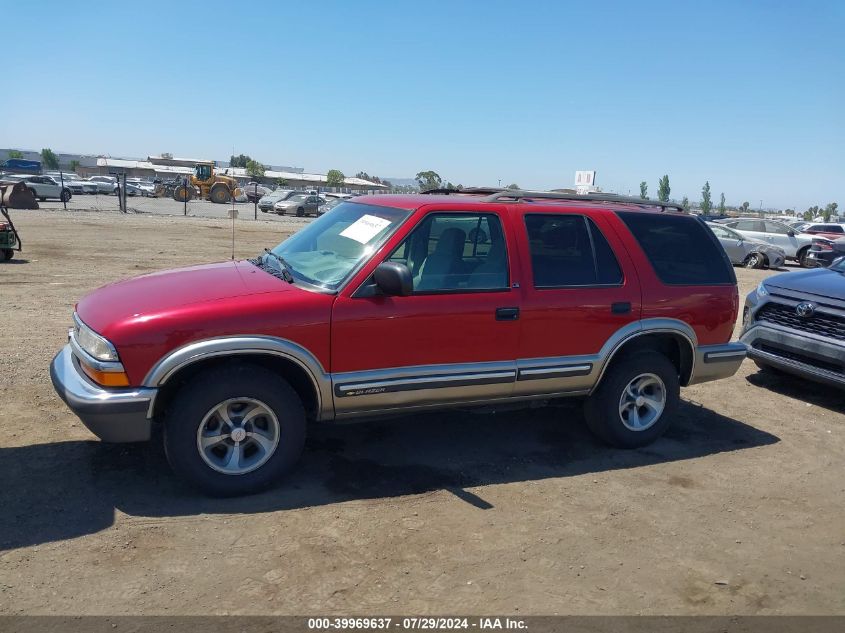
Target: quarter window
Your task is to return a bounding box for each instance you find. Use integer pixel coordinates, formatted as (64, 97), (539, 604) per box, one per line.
(388, 213), (509, 292)
(524, 214), (622, 287)
(618, 212), (734, 285)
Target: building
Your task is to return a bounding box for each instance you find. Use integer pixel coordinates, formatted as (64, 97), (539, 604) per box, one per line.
(0, 149), (387, 193)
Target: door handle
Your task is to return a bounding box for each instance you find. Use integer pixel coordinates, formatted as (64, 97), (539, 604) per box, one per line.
(611, 302), (632, 314)
(495, 307), (520, 321)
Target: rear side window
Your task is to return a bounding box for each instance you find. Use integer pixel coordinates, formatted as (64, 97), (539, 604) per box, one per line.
(524, 214), (622, 287)
(618, 212), (734, 285)
(735, 219), (765, 232)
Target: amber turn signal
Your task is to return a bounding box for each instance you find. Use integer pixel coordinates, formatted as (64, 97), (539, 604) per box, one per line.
(80, 362), (130, 387)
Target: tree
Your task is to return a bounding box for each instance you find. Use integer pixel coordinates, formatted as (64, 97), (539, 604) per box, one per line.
(277, 178), (289, 188)
(639, 181), (648, 199)
(700, 181), (712, 215)
(69, 159), (80, 173)
(415, 171), (442, 191)
(506, 183), (520, 190)
(326, 169), (345, 188)
(381, 179), (393, 190)
(740, 201), (750, 214)
(7, 149), (23, 159)
(681, 196), (690, 212)
(161, 152), (173, 159)
(443, 182), (458, 191)
(245, 160), (265, 179)
(718, 193), (726, 215)
(656, 175), (670, 202)
(41, 148), (59, 170)
(824, 202), (839, 222)
(229, 154), (252, 168)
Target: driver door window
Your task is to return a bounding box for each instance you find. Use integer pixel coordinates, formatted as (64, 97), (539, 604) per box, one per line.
(388, 213), (509, 292)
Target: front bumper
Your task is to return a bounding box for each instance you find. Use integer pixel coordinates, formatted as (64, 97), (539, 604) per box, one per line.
(50, 344), (157, 442)
(741, 323), (845, 388)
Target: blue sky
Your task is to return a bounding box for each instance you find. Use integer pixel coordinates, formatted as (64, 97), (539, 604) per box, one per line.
(2, 0), (842, 209)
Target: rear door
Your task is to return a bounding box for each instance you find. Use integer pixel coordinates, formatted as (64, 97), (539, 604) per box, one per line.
(709, 223), (745, 263)
(513, 208), (641, 397)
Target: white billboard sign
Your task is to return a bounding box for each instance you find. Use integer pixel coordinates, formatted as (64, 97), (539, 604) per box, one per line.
(575, 170), (597, 194)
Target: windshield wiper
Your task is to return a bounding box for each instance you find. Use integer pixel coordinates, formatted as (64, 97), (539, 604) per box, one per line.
(263, 248), (295, 283)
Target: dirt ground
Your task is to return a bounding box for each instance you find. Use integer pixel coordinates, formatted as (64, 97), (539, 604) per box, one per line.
(1, 209), (843, 615)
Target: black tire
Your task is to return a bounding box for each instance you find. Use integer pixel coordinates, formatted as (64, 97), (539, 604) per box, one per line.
(584, 350), (679, 448)
(173, 185), (192, 203)
(296, 207), (305, 217)
(744, 252), (766, 269)
(60, 189), (72, 202)
(797, 246), (812, 268)
(209, 184), (231, 204)
(163, 364), (306, 496)
(2, 249), (12, 261)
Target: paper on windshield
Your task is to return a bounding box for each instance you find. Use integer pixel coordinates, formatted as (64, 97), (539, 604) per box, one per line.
(339, 214), (393, 244)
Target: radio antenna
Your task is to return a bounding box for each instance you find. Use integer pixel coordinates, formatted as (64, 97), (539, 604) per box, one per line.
(230, 147), (236, 260)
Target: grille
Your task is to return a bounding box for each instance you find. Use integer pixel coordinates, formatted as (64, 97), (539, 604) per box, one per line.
(756, 302), (845, 341)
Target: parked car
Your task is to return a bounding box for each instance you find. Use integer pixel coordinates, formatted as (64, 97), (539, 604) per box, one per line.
(53, 174), (98, 195)
(258, 189), (300, 212)
(794, 222), (845, 239)
(807, 237), (845, 268)
(323, 192), (354, 201)
(317, 197), (344, 216)
(720, 218), (815, 266)
(50, 191), (746, 495)
(3, 174), (71, 201)
(741, 260), (845, 388)
(127, 179), (156, 197)
(243, 182), (272, 203)
(87, 176), (117, 194)
(273, 193), (324, 216)
(707, 222), (785, 269)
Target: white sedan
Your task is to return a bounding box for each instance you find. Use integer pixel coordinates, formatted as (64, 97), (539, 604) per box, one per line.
(86, 176), (117, 194)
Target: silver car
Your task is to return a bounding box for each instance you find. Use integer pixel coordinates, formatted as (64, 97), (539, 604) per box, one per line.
(707, 222), (785, 269)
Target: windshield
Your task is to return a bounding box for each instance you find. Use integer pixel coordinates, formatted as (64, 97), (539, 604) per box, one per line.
(268, 201), (410, 290)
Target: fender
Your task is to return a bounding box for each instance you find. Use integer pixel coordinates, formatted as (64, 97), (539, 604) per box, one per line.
(589, 318), (698, 392)
(142, 336), (334, 420)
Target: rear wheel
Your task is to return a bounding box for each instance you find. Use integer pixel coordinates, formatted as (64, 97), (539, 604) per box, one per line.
(163, 364), (306, 496)
(584, 351), (679, 448)
(209, 184), (231, 204)
(2, 249), (12, 261)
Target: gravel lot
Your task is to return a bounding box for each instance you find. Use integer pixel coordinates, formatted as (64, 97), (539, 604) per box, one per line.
(1, 209), (843, 615)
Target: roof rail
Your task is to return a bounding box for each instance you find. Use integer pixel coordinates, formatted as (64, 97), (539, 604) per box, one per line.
(483, 189), (684, 212)
(419, 187), (684, 212)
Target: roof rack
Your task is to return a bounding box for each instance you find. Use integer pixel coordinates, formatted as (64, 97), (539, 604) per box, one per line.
(419, 187), (684, 212)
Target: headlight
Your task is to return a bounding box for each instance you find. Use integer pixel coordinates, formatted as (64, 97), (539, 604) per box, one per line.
(74, 315), (118, 361)
(756, 282), (769, 298)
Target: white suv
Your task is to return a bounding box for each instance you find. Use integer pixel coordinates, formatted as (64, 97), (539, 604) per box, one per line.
(2, 174), (72, 202)
(721, 218), (814, 266)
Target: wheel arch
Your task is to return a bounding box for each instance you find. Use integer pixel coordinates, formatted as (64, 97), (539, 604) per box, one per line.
(593, 321), (697, 391)
(144, 336), (333, 422)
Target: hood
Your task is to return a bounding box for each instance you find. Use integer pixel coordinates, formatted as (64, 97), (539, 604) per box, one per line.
(765, 267), (845, 300)
(76, 260), (303, 336)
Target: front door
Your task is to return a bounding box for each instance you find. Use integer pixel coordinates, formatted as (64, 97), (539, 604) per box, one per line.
(330, 210), (522, 417)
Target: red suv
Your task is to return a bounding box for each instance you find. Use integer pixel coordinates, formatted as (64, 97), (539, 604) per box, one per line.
(51, 189), (746, 495)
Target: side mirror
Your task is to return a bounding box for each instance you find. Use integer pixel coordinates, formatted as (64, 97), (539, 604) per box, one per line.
(788, 230), (796, 237)
(373, 262), (412, 296)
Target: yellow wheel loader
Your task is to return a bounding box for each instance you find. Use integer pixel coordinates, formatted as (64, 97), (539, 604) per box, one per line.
(173, 162), (242, 204)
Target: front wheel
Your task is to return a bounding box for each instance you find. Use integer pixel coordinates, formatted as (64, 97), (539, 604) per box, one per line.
(163, 364), (306, 496)
(296, 207), (305, 217)
(797, 247), (812, 268)
(584, 351), (679, 448)
(2, 248), (12, 261)
(744, 252), (765, 269)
